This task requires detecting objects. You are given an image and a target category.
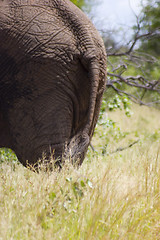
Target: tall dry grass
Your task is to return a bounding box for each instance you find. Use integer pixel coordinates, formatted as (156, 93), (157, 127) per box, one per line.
(0, 104), (160, 239)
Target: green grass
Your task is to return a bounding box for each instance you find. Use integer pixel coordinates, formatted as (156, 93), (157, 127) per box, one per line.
(0, 104), (160, 240)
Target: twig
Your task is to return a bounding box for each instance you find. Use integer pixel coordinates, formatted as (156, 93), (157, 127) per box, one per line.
(110, 140), (140, 154)
(90, 143), (95, 152)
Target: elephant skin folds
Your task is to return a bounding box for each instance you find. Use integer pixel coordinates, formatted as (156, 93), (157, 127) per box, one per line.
(0, 0), (107, 169)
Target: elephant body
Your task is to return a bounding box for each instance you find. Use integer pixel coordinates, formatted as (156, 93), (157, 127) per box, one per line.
(0, 0), (107, 168)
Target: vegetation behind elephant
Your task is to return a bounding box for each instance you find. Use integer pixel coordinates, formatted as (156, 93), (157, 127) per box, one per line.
(0, 0), (107, 169)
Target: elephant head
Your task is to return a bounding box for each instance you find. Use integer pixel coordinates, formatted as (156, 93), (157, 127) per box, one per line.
(0, 0), (107, 169)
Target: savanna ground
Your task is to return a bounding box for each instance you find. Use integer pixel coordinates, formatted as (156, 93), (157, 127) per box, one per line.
(0, 104), (160, 240)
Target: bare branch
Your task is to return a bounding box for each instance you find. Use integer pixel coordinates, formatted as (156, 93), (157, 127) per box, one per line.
(104, 13), (160, 106)
(107, 72), (160, 92)
(107, 31), (158, 57)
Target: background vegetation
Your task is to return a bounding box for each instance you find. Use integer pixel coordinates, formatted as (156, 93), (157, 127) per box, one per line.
(0, 0), (160, 239)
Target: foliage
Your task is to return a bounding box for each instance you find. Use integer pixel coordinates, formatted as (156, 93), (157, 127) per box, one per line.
(141, 0), (160, 31)
(139, 0), (160, 56)
(0, 148), (18, 164)
(106, 95), (132, 117)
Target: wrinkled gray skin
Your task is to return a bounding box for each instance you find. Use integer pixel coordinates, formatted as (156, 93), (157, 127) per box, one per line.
(0, 0), (107, 169)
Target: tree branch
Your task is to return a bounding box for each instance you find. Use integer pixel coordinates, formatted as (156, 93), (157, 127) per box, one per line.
(103, 15), (160, 106)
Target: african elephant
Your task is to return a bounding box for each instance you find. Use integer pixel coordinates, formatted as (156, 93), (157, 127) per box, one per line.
(0, 0), (107, 169)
